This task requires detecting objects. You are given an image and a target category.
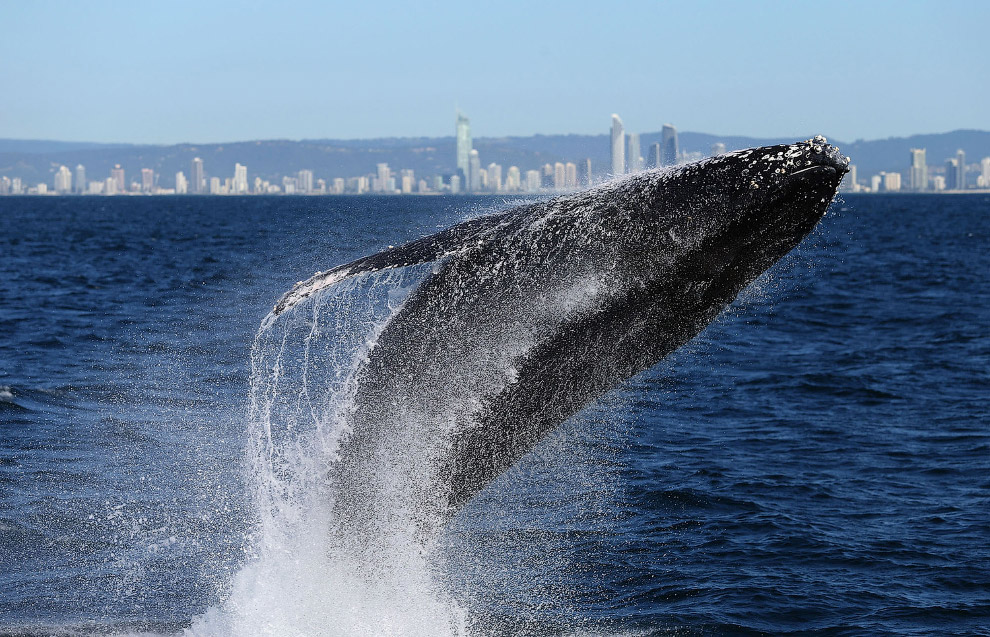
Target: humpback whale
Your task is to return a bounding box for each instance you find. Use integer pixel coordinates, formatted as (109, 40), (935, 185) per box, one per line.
(267, 137), (848, 539)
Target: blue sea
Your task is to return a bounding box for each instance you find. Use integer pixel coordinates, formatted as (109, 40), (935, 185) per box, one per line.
(0, 194), (987, 636)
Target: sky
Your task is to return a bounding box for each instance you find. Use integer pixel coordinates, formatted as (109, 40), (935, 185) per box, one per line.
(1, 0), (987, 145)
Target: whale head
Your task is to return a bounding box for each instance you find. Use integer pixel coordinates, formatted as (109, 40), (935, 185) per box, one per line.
(605, 136), (848, 296)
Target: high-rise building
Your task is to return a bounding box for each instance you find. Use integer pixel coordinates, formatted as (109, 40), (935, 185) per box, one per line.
(456, 112), (472, 184)
(104, 177), (117, 196)
(955, 149), (966, 189)
(648, 142), (661, 168)
(525, 169), (541, 192)
(375, 163), (391, 193)
(111, 164), (125, 193)
(881, 172), (901, 192)
(12, 177), (23, 195)
(233, 164), (249, 194)
(553, 162), (565, 190)
(141, 168), (155, 193)
(711, 142), (727, 156)
(506, 166), (521, 191)
(565, 162), (577, 189)
(469, 150), (481, 192)
(191, 157), (205, 194)
(296, 168), (312, 194)
(628, 133), (642, 172)
(611, 114), (625, 176)
(909, 149), (927, 191)
(980, 157), (990, 188)
(541, 163), (554, 188)
(945, 159), (958, 191)
(486, 163), (501, 192)
(0, 176), (9, 196)
(661, 124), (678, 166)
(54, 165), (72, 194)
(175, 171), (188, 194)
(74, 164), (86, 194)
(210, 177), (222, 194)
(449, 174), (461, 194)
(581, 158), (592, 186)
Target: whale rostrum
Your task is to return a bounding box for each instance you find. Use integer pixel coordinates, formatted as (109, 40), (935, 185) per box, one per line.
(269, 137), (849, 535)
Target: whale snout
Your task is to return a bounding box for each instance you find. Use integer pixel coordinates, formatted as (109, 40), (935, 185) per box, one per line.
(787, 136), (849, 179)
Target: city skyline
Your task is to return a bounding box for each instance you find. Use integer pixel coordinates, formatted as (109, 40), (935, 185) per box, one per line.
(4, 112), (989, 197)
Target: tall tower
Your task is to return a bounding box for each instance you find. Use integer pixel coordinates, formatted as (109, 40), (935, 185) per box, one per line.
(628, 133), (642, 172)
(581, 158), (592, 186)
(649, 142), (661, 168)
(661, 124), (678, 166)
(54, 165), (72, 194)
(909, 149), (927, 191)
(456, 112), (472, 184)
(75, 164), (86, 193)
(611, 114), (625, 176)
(141, 168), (155, 193)
(234, 164), (250, 193)
(191, 157), (204, 194)
(469, 149), (481, 192)
(955, 149), (966, 189)
(111, 164), (125, 193)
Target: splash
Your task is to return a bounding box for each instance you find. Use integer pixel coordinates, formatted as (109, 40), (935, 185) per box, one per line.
(187, 263), (470, 637)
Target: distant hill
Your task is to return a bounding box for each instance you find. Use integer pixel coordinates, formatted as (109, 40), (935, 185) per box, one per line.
(1, 130), (987, 190)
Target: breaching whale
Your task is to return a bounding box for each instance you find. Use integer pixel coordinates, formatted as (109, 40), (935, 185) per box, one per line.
(268, 137), (848, 537)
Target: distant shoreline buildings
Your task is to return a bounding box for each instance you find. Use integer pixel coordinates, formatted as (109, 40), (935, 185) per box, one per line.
(2, 116), (988, 196)
(841, 147), (990, 193)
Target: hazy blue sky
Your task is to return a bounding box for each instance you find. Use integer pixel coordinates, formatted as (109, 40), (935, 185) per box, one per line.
(2, 0), (986, 144)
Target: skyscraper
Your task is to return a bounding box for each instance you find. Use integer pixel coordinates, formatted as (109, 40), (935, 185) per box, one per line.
(141, 168), (155, 193)
(456, 112), (472, 184)
(582, 158), (592, 186)
(191, 157), (204, 194)
(487, 163), (502, 192)
(74, 164), (86, 194)
(661, 124), (678, 166)
(955, 149), (966, 189)
(711, 142), (727, 156)
(945, 159), (958, 191)
(627, 133), (642, 173)
(54, 165), (72, 194)
(553, 162), (565, 190)
(565, 162), (577, 189)
(175, 171), (188, 194)
(469, 149), (481, 192)
(296, 168), (312, 194)
(376, 163), (391, 193)
(909, 149), (927, 191)
(506, 166), (521, 191)
(981, 157), (990, 188)
(611, 114), (625, 176)
(648, 143), (661, 168)
(111, 164), (125, 193)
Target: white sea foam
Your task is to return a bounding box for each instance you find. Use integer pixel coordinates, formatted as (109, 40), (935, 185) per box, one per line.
(186, 264), (470, 637)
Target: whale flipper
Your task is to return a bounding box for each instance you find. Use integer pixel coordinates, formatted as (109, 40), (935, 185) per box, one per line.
(269, 205), (534, 321)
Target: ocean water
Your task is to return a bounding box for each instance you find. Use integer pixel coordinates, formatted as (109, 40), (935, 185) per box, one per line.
(0, 193), (987, 636)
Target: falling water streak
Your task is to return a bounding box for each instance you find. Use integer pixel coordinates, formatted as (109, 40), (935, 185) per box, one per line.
(186, 263), (472, 637)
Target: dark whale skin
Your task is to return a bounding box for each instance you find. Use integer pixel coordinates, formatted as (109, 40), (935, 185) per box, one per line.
(271, 137), (848, 532)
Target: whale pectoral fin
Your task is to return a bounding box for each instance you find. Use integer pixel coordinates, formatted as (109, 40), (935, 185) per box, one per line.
(270, 209), (532, 319)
